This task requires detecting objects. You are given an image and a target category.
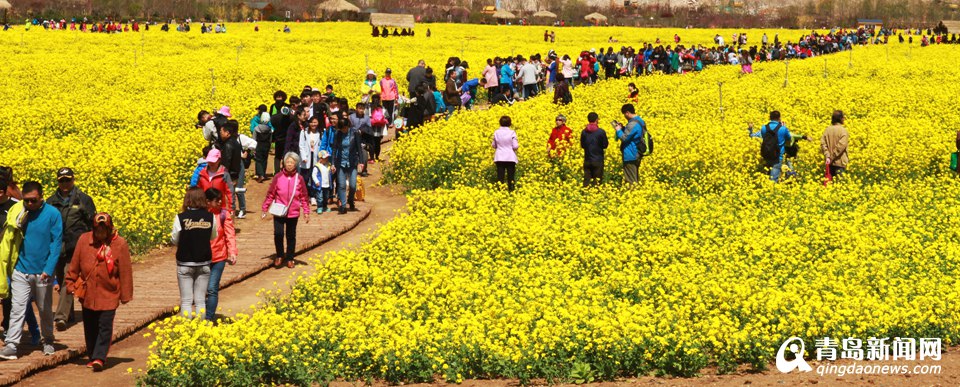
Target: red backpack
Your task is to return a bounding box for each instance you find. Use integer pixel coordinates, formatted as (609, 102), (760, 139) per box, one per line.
(370, 108), (387, 126)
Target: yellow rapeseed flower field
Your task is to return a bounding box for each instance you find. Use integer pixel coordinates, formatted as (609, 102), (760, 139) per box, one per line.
(1, 22), (810, 251)
(137, 23), (960, 385)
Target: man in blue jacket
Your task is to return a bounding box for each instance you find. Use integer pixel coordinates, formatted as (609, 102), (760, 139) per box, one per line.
(614, 104), (646, 184)
(0, 181), (62, 360)
(749, 110), (794, 182)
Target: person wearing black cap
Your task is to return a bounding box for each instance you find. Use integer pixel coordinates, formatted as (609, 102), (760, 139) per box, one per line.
(46, 167), (97, 331)
(379, 68), (399, 121)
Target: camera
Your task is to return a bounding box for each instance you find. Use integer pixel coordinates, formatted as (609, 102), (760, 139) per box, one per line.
(611, 120), (623, 128)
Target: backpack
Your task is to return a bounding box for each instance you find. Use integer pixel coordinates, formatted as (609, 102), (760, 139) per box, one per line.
(760, 123), (783, 166)
(632, 119), (653, 156)
(370, 108), (387, 126)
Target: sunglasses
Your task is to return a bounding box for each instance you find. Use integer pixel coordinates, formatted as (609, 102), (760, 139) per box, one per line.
(23, 198), (41, 204)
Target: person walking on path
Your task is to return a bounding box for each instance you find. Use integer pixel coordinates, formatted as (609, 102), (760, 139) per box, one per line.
(46, 167), (96, 332)
(821, 110), (850, 179)
(235, 129), (257, 219)
(270, 91), (293, 176)
(311, 151), (334, 214)
(331, 117), (364, 214)
(749, 111), (794, 183)
(379, 68), (399, 120)
(0, 181), (62, 360)
(261, 153), (310, 269)
(171, 187), (218, 319)
(196, 149), (233, 211)
(581, 112), (609, 187)
(492, 116), (519, 192)
(614, 104), (647, 184)
(203, 188), (236, 321)
(250, 104), (273, 182)
(0, 168), (41, 345)
(299, 116), (324, 206)
(218, 121), (244, 217)
(64, 212), (133, 372)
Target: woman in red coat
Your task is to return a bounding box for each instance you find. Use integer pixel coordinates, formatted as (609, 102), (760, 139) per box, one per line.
(65, 213), (134, 372)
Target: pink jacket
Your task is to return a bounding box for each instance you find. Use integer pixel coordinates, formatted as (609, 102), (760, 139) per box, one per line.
(209, 208), (237, 263)
(262, 170), (310, 218)
(492, 127), (519, 163)
(380, 77), (398, 101)
(482, 65), (499, 88)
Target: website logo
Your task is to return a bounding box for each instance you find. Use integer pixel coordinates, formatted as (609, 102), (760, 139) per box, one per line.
(776, 336), (813, 373)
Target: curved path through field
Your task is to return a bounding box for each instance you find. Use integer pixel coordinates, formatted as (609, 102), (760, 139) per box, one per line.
(5, 138), (407, 386)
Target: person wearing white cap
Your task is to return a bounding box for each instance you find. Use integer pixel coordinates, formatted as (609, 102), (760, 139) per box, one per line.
(359, 70), (381, 104)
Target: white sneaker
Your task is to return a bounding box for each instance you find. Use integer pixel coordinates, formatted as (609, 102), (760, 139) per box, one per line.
(310, 198), (317, 206)
(237, 211), (246, 219)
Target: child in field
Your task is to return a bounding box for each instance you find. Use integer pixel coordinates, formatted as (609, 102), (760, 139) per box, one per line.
(311, 151), (333, 213)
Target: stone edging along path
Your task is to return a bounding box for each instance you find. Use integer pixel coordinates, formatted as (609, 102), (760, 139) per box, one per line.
(0, 136), (395, 385)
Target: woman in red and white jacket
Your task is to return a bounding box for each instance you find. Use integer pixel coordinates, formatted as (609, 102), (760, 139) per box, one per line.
(204, 187), (236, 321)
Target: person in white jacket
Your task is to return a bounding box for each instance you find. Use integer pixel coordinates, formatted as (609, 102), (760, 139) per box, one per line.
(517, 57), (539, 100)
(298, 116), (323, 207)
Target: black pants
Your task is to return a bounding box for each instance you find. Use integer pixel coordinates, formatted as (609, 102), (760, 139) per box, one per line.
(273, 216), (298, 262)
(583, 161), (604, 187)
(382, 100), (396, 121)
(82, 308), (115, 362)
(495, 161), (516, 192)
(273, 141), (286, 175)
(255, 139), (271, 178)
(370, 135), (383, 161)
(487, 86), (498, 102)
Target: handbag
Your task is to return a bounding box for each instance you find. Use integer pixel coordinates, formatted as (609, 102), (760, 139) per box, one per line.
(951, 152), (959, 172)
(73, 260), (100, 300)
(268, 176), (299, 217)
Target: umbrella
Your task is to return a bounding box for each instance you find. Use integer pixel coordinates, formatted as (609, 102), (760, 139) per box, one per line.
(0, 0), (11, 10)
(584, 12), (607, 22)
(492, 9), (517, 19)
(315, 0), (361, 13)
(532, 10), (557, 18)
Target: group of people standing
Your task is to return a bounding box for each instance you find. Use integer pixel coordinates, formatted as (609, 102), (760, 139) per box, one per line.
(0, 167), (132, 371)
(492, 103), (653, 191)
(491, 100), (851, 190)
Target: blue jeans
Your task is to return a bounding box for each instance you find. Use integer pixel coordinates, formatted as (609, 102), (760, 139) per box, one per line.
(770, 161), (783, 182)
(336, 166), (358, 209)
(444, 104), (457, 120)
(313, 187), (332, 211)
(205, 261), (227, 321)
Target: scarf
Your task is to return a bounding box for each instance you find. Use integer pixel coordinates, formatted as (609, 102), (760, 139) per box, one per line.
(95, 231), (118, 275)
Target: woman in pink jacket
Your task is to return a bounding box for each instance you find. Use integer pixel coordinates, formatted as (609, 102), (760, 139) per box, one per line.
(379, 68), (399, 120)
(261, 152), (310, 268)
(492, 116), (519, 192)
(482, 59), (499, 103)
(204, 187), (236, 320)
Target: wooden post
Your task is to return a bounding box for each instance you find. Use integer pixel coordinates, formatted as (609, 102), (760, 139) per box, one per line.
(210, 68), (216, 100)
(783, 60), (789, 88)
(718, 82), (724, 122)
(823, 57), (827, 79)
